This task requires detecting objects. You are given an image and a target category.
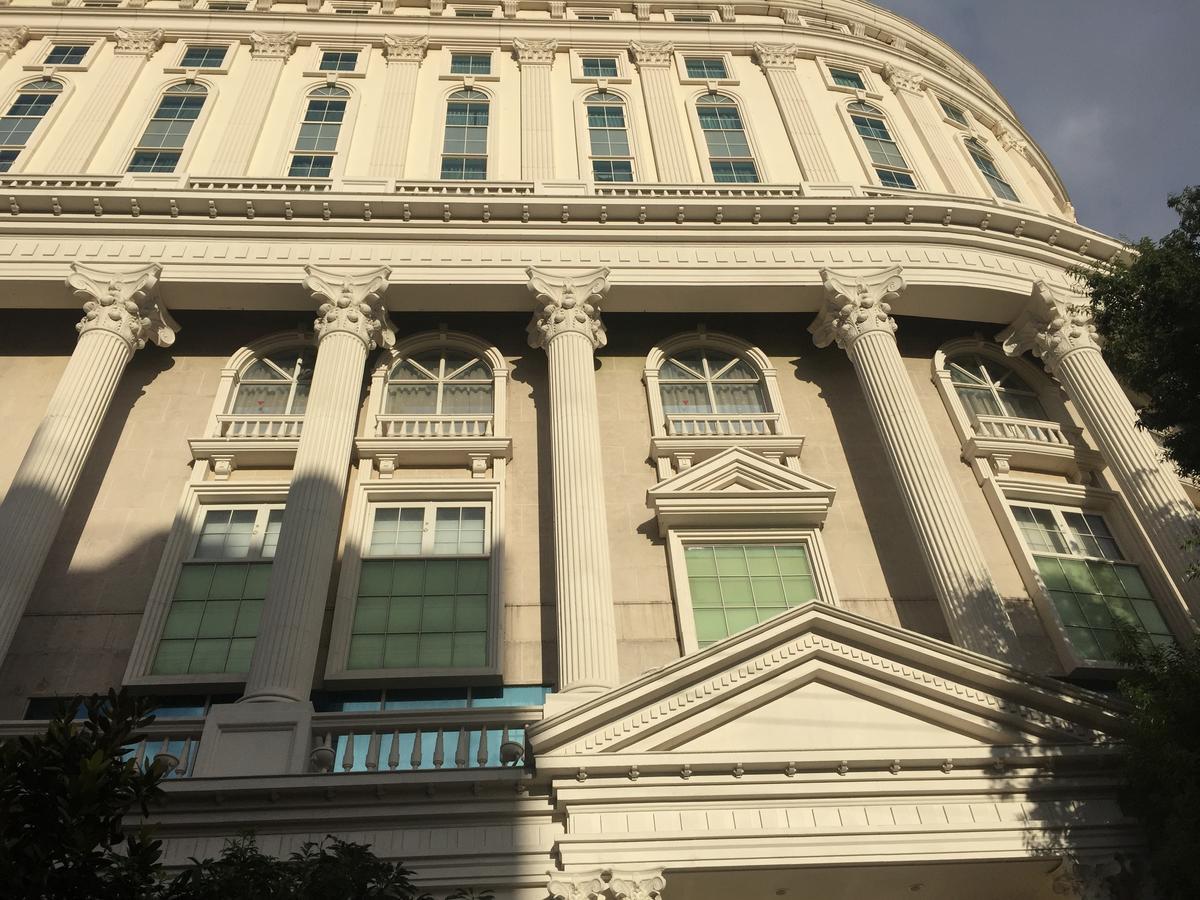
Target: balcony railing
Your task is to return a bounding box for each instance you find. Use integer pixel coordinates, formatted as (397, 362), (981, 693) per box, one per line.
(309, 708), (539, 774)
(665, 413), (782, 437)
(375, 414), (495, 438)
(0, 720), (203, 780)
(214, 413), (305, 439)
(972, 414), (1071, 446)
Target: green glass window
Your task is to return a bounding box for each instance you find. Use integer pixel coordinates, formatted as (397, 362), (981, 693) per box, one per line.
(152, 507), (282, 675)
(348, 505), (490, 670)
(1012, 505), (1174, 662)
(686, 545), (817, 648)
(946, 353), (1047, 420)
(830, 67), (865, 90)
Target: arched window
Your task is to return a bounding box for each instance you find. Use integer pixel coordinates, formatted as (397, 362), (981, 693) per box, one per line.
(659, 348), (767, 416)
(848, 101), (915, 190)
(696, 93), (758, 183)
(965, 137), (1019, 202)
(441, 89), (489, 180)
(0, 79), (62, 173)
(230, 349), (315, 415)
(386, 350), (493, 415)
(128, 83), (207, 173)
(946, 353), (1047, 420)
(584, 91), (633, 182)
(288, 84), (349, 178)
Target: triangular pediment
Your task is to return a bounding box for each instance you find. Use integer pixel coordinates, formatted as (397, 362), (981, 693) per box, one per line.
(529, 604), (1124, 770)
(647, 447), (836, 529)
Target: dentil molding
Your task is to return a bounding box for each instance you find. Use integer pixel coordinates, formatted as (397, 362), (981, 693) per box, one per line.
(68, 262), (179, 350)
(997, 280), (1101, 374)
(305, 264), (396, 350)
(526, 266), (610, 350)
(809, 265), (906, 351)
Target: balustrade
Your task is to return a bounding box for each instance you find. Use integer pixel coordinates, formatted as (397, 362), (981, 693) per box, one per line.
(0, 719), (202, 780)
(971, 413), (1071, 446)
(666, 412), (781, 436)
(214, 413), (304, 439)
(375, 413), (494, 438)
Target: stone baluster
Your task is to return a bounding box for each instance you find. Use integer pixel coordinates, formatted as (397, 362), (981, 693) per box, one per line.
(46, 29), (163, 172)
(630, 41), (695, 183)
(528, 267), (620, 696)
(369, 36), (427, 178)
(208, 32), (296, 176)
(0, 263), (178, 666)
(0, 26), (29, 66)
(882, 64), (977, 196)
(242, 266), (394, 703)
(514, 38), (558, 182)
(753, 43), (838, 183)
(810, 266), (1019, 660)
(999, 281), (1200, 616)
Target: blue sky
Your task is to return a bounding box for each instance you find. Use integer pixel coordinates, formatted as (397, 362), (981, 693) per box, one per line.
(873, 0), (1199, 240)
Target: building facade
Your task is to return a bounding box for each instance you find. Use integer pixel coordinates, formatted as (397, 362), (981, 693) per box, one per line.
(0, 0), (1195, 896)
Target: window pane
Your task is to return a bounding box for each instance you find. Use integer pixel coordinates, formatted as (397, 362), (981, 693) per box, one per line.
(686, 545), (815, 647)
(686, 57), (727, 79)
(181, 46), (226, 68)
(153, 561), (266, 674)
(830, 68), (865, 89)
(582, 57), (619, 78)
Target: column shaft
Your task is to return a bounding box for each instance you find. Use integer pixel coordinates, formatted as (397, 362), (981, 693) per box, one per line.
(755, 47), (838, 182)
(519, 62), (555, 181)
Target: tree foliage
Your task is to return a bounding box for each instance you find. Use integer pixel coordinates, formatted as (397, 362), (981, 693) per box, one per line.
(1080, 186), (1200, 479)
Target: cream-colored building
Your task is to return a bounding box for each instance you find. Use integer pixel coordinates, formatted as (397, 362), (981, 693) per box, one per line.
(0, 0), (1194, 896)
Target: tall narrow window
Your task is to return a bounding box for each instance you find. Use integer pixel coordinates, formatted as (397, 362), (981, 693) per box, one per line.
(231, 350), (315, 415)
(441, 89), (489, 180)
(385, 350), (494, 416)
(945, 354), (1046, 420)
(0, 79), (62, 173)
(1011, 505), (1173, 662)
(288, 85), (349, 178)
(151, 506), (282, 676)
(127, 84), (207, 174)
(658, 349), (767, 416)
(965, 137), (1019, 201)
(585, 92), (633, 182)
(696, 93), (758, 183)
(848, 101), (916, 189)
(348, 504), (491, 670)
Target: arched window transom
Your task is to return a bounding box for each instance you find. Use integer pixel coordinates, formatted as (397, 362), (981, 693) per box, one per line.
(231, 350), (315, 415)
(288, 84), (349, 178)
(441, 89), (489, 180)
(947, 354), (1046, 420)
(848, 101), (915, 190)
(386, 350), (494, 415)
(696, 93), (759, 184)
(659, 349), (767, 416)
(0, 79), (62, 172)
(128, 83), (207, 173)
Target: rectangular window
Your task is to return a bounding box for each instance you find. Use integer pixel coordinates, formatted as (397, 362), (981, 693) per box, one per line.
(207, 1), (248, 8)
(319, 50), (359, 72)
(1012, 505), (1174, 662)
(0, 149), (18, 172)
(581, 56), (619, 78)
(939, 98), (969, 127)
(592, 159), (633, 182)
(875, 168), (916, 189)
(151, 507), (282, 676)
(450, 53), (492, 75)
(45, 44), (90, 66)
(348, 504), (491, 671)
(81, 0), (120, 7)
(685, 57), (727, 79)
(830, 67), (866, 90)
(710, 160), (759, 183)
(674, 12), (714, 22)
(576, 12), (612, 20)
(686, 545), (817, 648)
(180, 45), (227, 68)
(455, 7), (494, 15)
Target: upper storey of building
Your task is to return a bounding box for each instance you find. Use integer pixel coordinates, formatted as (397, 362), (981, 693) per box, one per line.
(0, 0), (1076, 223)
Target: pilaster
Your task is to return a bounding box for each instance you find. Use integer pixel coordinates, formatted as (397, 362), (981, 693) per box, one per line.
(208, 32), (296, 176)
(528, 267), (620, 699)
(882, 63), (978, 196)
(0, 263), (176, 667)
(753, 43), (838, 183)
(369, 36), (427, 177)
(45, 29), (163, 172)
(999, 281), (1200, 616)
(514, 39), (558, 182)
(811, 266), (1020, 661)
(630, 41), (694, 183)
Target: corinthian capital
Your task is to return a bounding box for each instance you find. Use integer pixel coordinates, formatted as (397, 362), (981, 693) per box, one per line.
(383, 34), (428, 62)
(630, 40), (674, 67)
(514, 37), (557, 65)
(809, 266), (906, 351)
(249, 31), (297, 59)
(527, 267), (609, 350)
(0, 26), (30, 58)
(547, 868), (665, 900)
(305, 265), (396, 350)
(882, 62), (925, 94)
(69, 262), (178, 350)
(753, 42), (801, 69)
(997, 281), (1101, 373)
(113, 28), (164, 58)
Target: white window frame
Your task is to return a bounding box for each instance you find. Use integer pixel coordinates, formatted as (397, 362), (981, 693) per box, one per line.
(166, 43), (233, 75)
(205, 0), (249, 9)
(666, 529), (837, 654)
(685, 88), (768, 184)
(124, 484), (291, 690)
(837, 98), (922, 191)
(935, 94), (971, 130)
(282, 81), (359, 180)
(568, 49), (631, 84)
(122, 79), (216, 177)
(326, 480), (505, 684)
(305, 45), (368, 78)
(330, 1), (378, 13)
(816, 57), (883, 100)
(666, 8), (717, 23)
(26, 38), (101, 72)
(439, 47), (501, 81)
(450, 4), (497, 17)
(430, 83), (497, 180)
(961, 134), (1022, 205)
(575, 87), (642, 184)
(0, 76), (72, 175)
(675, 50), (738, 86)
(570, 8), (615, 20)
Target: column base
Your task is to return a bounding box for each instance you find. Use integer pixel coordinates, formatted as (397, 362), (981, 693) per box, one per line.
(192, 700), (313, 777)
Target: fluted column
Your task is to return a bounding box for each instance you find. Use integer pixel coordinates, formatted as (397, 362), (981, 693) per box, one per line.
(208, 32), (296, 176)
(999, 282), (1200, 616)
(514, 39), (557, 182)
(0, 263), (177, 666)
(753, 44), (838, 183)
(882, 64), (977, 196)
(368, 36), (427, 178)
(630, 41), (695, 183)
(810, 266), (1018, 659)
(46, 29), (163, 172)
(528, 267), (620, 693)
(0, 27), (29, 66)
(242, 266), (394, 703)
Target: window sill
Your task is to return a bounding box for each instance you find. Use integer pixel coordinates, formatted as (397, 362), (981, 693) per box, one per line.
(164, 66), (230, 75)
(438, 73), (500, 81)
(302, 69), (366, 78)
